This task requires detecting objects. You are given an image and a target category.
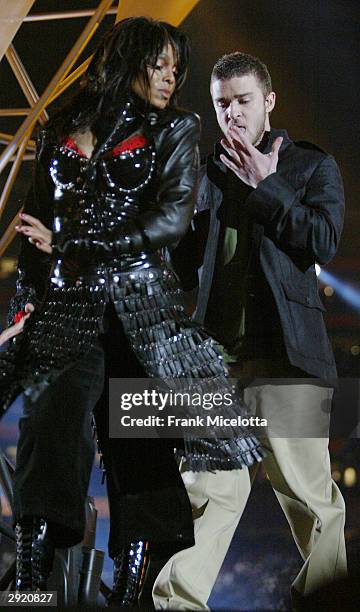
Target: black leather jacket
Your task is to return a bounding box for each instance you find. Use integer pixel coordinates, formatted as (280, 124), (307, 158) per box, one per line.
(2, 99), (200, 405)
(8, 100), (200, 321)
(1, 101), (265, 472)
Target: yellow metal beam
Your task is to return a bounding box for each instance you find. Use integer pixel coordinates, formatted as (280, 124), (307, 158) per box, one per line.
(5, 45), (49, 125)
(116, 0), (200, 26)
(0, 138), (29, 219)
(48, 56), (93, 105)
(0, 0), (118, 257)
(23, 7), (118, 22)
(0, 0), (114, 179)
(0, 108), (30, 117)
(0, 0), (35, 62)
(0, 133), (35, 149)
(0, 213), (21, 259)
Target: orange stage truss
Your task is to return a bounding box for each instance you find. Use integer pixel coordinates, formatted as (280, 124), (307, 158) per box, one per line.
(0, 0), (200, 257)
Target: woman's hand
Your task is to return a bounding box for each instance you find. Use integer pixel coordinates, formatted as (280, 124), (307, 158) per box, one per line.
(0, 303), (35, 347)
(15, 213), (53, 254)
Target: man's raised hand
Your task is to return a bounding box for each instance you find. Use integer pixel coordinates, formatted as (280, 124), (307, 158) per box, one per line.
(220, 126), (283, 189)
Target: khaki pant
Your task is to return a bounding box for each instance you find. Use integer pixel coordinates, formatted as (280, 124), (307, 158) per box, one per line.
(153, 384), (347, 610)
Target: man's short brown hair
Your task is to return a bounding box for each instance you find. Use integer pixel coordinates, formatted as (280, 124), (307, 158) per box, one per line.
(211, 52), (272, 97)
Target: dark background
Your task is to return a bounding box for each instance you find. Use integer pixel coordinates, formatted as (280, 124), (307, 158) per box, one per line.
(0, 0), (359, 362)
(0, 2), (359, 609)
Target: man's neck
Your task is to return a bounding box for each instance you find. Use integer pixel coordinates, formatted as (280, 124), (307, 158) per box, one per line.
(255, 130), (271, 152)
(254, 128), (268, 147)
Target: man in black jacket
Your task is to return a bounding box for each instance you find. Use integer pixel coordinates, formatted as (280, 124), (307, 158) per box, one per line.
(153, 52), (347, 610)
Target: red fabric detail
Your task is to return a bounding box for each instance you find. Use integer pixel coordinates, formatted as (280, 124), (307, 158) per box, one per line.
(112, 134), (149, 157)
(14, 310), (26, 324)
(62, 134), (149, 158)
(62, 137), (87, 158)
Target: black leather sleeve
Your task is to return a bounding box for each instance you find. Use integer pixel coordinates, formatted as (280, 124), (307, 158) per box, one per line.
(56, 112), (201, 259)
(134, 112), (201, 251)
(7, 140), (54, 325)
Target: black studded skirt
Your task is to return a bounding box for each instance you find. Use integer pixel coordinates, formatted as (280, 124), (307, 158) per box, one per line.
(0, 256), (264, 471)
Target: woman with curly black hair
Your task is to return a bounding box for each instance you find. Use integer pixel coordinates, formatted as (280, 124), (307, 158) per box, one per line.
(0, 17), (263, 603)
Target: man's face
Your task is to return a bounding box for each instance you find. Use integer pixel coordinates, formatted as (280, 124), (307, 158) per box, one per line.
(210, 73), (275, 146)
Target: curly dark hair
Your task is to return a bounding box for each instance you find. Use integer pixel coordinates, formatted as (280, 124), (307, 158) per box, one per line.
(48, 17), (190, 137)
(211, 52), (272, 97)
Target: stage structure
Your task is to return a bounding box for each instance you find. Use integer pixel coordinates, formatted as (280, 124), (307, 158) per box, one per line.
(0, 0), (200, 258)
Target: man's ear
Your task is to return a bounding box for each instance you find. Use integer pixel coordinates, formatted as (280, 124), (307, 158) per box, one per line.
(265, 91), (276, 113)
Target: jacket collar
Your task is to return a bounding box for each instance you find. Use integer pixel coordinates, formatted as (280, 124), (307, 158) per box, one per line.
(207, 127), (293, 188)
(262, 128), (292, 154)
(213, 127), (292, 159)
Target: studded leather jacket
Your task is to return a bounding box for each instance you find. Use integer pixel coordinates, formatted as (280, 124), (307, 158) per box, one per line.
(1, 99), (200, 404)
(2, 101), (265, 473)
(8, 100), (200, 322)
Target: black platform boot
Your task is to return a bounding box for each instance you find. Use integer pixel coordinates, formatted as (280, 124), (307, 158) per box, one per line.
(107, 541), (150, 607)
(15, 517), (55, 591)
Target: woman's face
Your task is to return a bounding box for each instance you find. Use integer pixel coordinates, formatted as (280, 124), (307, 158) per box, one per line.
(132, 43), (177, 109)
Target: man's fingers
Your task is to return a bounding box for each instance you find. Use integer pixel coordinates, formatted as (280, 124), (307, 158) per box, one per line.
(221, 139), (242, 163)
(24, 303), (35, 314)
(224, 133), (235, 150)
(228, 127), (253, 153)
(271, 136), (283, 157)
(221, 140), (249, 168)
(221, 137), (234, 151)
(220, 153), (244, 176)
(223, 144), (241, 163)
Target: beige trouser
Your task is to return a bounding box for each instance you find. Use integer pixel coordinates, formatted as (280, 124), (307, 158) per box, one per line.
(153, 384), (347, 610)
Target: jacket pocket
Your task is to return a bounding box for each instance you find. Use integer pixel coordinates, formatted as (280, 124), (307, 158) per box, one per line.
(281, 279), (326, 311)
(280, 278), (332, 362)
